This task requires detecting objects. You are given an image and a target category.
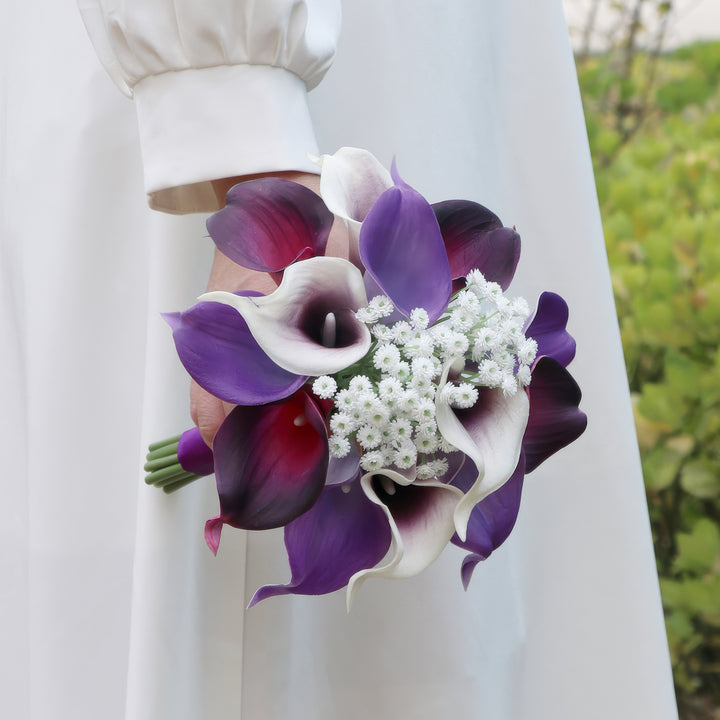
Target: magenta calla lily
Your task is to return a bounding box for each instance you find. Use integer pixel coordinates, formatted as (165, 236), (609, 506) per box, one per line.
(207, 177), (333, 273)
(205, 389), (329, 553)
(152, 148), (586, 609)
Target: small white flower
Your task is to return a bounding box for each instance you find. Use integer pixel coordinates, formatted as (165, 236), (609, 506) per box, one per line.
(389, 417), (413, 442)
(393, 441), (417, 469)
(414, 433), (439, 454)
(402, 331), (435, 359)
(312, 375), (337, 399)
(415, 396), (436, 423)
(349, 375), (373, 394)
(409, 307), (430, 330)
(334, 389), (355, 411)
(392, 361), (411, 382)
(369, 295), (395, 318)
(501, 375), (519, 396)
(451, 382), (478, 409)
(330, 412), (357, 436)
(450, 307), (474, 332)
(360, 450), (385, 472)
(356, 306), (380, 324)
(518, 337), (538, 365)
(416, 463), (437, 480)
(517, 364), (532, 387)
(392, 321), (413, 344)
(357, 424), (382, 449)
(378, 376), (403, 401)
(478, 359), (501, 386)
(373, 343), (401, 372)
(371, 323), (394, 342)
(429, 458), (449, 477)
(329, 435), (351, 458)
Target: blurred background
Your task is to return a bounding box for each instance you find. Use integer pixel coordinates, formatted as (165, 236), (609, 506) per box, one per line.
(563, 1), (720, 717)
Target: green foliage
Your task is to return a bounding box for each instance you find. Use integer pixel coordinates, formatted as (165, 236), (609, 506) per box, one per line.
(578, 41), (720, 716)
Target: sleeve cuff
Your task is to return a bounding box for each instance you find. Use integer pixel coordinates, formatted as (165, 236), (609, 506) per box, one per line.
(133, 64), (321, 214)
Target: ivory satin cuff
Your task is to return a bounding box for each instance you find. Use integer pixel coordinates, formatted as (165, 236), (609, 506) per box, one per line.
(134, 64), (320, 214)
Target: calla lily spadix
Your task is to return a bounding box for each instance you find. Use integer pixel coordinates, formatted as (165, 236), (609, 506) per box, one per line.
(148, 147), (587, 610)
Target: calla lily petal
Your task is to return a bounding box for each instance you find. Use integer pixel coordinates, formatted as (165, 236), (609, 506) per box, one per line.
(436, 365), (529, 541)
(452, 454), (526, 589)
(164, 294), (306, 405)
(207, 390), (328, 544)
(248, 480), (391, 606)
(206, 177), (333, 273)
(432, 199), (521, 291)
(359, 171), (452, 324)
(524, 357), (587, 473)
(318, 147), (393, 264)
(325, 446), (361, 486)
(346, 472), (462, 610)
(525, 292), (576, 367)
(200, 257), (371, 376)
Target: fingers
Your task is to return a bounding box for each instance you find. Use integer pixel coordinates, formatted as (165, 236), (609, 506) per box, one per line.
(190, 380), (234, 447)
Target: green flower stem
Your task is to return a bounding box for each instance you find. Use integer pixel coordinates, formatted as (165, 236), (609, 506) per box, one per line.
(147, 434), (182, 452)
(144, 434), (204, 493)
(145, 442), (180, 462)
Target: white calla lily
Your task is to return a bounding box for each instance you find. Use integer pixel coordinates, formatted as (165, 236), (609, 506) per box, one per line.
(316, 147), (393, 265)
(201, 257), (371, 377)
(435, 362), (530, 542)
(346, 472), (462, 611)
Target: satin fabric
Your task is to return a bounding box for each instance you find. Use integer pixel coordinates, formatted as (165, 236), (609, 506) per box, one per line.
(1, 1), (678, 718)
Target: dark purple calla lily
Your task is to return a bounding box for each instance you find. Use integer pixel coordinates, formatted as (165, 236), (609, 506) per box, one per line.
(523, 356), (587, 473)
(207, 177), (334, 273)
(432, 199), (521, 292)
(359, 165), (452, 324)
(204, 389), (329, 554)
(248, 480), (391, 606)
(525, 292), (577, 367)
(164, 292), (307, 406)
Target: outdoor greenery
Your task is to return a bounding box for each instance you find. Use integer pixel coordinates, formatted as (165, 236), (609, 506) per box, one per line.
(577, 39), (720, 718)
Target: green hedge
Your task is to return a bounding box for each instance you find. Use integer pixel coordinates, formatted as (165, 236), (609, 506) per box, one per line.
(578, 41), (720, 715)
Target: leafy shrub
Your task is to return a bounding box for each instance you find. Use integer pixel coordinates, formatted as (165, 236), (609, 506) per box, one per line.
(578, 41), (720, 717)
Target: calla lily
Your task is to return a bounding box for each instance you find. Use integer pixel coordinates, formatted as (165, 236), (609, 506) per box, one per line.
(346, 472), (463, 610)
(204, 389), (329, 553)
(435, 367), (530, 542)
(248, 480), (391, 606)
(207, 177), (334, 274)
(316, 147), (393, 265)
(451, 293), (587, 588)
(359, 164), (452, 324)
(200, 257), (371, 377)
(432, 199), (521, 292)
(164, 292), (306, 406)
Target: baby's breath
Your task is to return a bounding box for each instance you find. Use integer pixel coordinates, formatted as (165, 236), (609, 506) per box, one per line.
(316, 271), (537, 471)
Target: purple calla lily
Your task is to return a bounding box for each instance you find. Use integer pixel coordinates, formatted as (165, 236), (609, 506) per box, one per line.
(359, 165), (452, 324)
(164, 292), (306, 406)
(248, 480), (391, 606)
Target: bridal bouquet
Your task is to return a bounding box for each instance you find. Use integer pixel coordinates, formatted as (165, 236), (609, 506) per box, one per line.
(145, 148), (586, 609)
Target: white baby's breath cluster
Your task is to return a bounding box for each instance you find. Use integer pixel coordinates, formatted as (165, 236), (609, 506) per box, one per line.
(311, 270), (537, 478)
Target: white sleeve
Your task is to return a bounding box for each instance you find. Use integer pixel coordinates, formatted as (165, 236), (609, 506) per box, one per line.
(78, 0), (341, 212)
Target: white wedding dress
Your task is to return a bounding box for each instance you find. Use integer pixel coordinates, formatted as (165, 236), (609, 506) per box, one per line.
(1, 1), (679, 718)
